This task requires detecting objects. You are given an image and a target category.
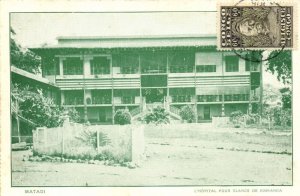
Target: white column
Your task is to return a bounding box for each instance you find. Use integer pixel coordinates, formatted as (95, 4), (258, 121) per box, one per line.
(107, 56), (112, 74)
(59, 57), (66, 76)
(61, 91), (65, 105)
(84, 56), (93, 76)
(239, 58), (246, 72)
(84, 89), (92, 104)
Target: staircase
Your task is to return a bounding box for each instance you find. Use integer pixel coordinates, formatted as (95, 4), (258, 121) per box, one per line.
(169, 105), (181, 120)
(130, 97), (181, 122)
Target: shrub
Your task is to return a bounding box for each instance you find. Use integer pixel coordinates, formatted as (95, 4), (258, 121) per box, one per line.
(245, 113), (260, 125)
(143, 106), (170, 124)
(64, 107), (81, 123)
(114, 109), (131, 125)
(272, 106), (292, 127)
(230, 110), (244, 128)
(76, 130), (111, 148)
(76, 130), (97, 148)
(179, 105), (196, 123)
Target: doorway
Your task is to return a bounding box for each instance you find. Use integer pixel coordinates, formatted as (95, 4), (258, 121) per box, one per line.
(204, 106), (211, 120)
(142, 88), (166, 103)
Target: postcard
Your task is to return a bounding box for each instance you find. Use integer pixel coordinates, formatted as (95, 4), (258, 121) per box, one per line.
(0, 0), (299, 195)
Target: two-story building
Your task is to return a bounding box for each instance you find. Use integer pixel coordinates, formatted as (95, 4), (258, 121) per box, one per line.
(30, 35), (262, 124)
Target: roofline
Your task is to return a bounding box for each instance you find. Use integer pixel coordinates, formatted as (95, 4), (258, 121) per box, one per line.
(11, 66), (57, 88)
(57, 34), (217, 41)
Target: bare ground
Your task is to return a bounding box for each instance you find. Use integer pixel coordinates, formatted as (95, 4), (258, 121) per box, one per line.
(12, 126), (292, 186)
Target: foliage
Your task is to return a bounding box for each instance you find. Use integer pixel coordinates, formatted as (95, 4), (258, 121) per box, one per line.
(230, 110), (244, 128)
(244, 113), (260, 125)
(280, 87), (291, 109)
(266, 106), (292, 127)
(76, 130), (111, 148)
(262, 84), (282, 107)
(266, 50), (291, 85)
(19, 89), (63, 127)
(114, 109), (131, 125)
(179, 105), (196, 123)
(143, 106), (170, 124)
(64, 107), (81, 123)
(14, 86), (79, 128)
(10, 28), (41, 74)
(98, 132), (111, 147)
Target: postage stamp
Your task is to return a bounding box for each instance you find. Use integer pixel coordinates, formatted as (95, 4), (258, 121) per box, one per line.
(218, 6), (294, 49)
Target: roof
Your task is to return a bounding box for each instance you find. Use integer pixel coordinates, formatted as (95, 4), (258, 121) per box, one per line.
(31, 34), (217, 50)
(11, 66), (57, 87)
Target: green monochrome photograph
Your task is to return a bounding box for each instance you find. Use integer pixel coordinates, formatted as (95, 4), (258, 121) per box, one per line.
(9, 9), (292, 187)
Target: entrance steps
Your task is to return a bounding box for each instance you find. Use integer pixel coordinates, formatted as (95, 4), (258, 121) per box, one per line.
(130, 104), (182, 122)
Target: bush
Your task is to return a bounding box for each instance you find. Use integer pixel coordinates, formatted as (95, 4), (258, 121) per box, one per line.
(272, 107), (292, 127)
(245, 113), (260, 125)
(114, 109), (131, 125)
(179, 105), (196, 123)
(65, 107), (81, 123)
(230, 110), (244, 128)
(143, 106), (170, 124)
(76, 130), (97, 148)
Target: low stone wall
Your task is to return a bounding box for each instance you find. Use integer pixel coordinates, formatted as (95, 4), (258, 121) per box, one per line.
(32, 123), (145, 163)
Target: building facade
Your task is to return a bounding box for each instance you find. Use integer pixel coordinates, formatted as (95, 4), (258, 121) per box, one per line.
(31, 35), (262, 124)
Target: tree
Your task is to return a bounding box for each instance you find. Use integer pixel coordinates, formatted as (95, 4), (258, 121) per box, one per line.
(266, 50), (291, 85)
(179, 105), (196, 123)
(10, 28), (41, 74)
(114, 109), (131, 125)
(13, 86), (80, 128)
(143, 106), (170, 124)
(280, 87), (291, 109)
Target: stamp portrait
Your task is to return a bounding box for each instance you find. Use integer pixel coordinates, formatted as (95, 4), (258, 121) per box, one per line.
(219, 6), (293, 49)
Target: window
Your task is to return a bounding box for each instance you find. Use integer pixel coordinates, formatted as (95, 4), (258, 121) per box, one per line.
(141, 52), (167, 73)
(64, 91), (84, 105)
(113, 54), (139, 74)
(92, 90), (112, 104)
(91, 57), (110, 75)
(63, 57), (83, 75)
(169, 53), (194, 73)
(42, 57), (59, 76)
(225, 56), (239, 72)
(196, 65), (216, 73)
(114, 89), (139, 104)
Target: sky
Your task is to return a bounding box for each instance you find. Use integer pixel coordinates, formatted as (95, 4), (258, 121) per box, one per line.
(11, 12), (216, 48)
(10, 12), (283, 87)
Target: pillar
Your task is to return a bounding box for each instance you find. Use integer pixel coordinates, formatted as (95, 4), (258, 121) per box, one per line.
(111, 55), (115, 124)
(84, 56), (93, 76)
(59, 57), (65, 76)
(61, 91), (65, 105)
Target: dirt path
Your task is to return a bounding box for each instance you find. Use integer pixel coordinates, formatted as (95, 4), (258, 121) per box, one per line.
(12, 135), (292, 186)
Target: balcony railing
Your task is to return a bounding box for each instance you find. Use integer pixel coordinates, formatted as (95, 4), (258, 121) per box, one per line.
(64, 97), (84, 105)
(197, 94), (250, 102)
(91, 67), (110, 75)
(142, 65), (167, 74)
(120, 66), (138, 74)
(169, 66), (193, 73)
(92, 96), (112, 104)
(198, 95), (222, 102)
(121, 96), (135, 104)
(171, 95), (192, 103)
